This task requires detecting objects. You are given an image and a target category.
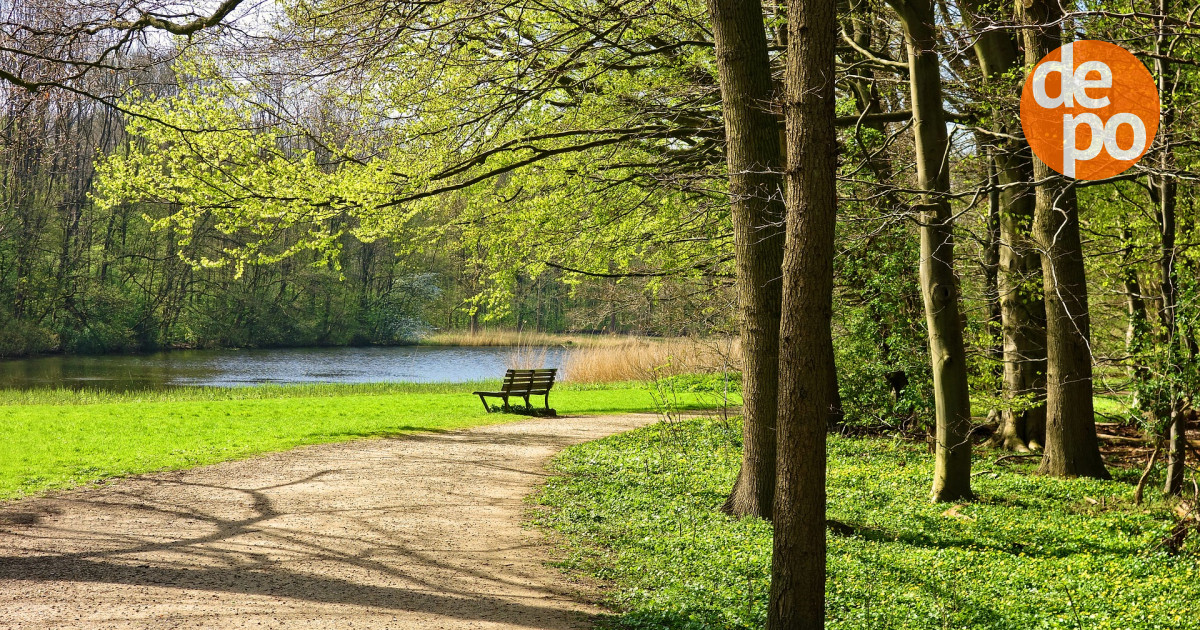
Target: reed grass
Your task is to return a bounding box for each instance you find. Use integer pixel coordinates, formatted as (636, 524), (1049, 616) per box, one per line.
(561, 337), (740, 383)
(504, 344), (551, 370)
(425, 329), (739, 383)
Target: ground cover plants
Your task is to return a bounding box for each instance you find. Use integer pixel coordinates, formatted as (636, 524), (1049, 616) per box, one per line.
(535, 416), (1200, 629)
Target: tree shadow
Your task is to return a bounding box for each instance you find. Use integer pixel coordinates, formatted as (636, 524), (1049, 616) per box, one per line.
(832, 511), (1136, 559)
(0, 469), (598, 629)
(314, 425), (456, 439)
(0, 508), (55, 526)
(842, 552), (1011, 628)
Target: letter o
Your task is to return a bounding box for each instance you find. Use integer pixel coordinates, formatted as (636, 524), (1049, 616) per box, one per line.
(1103, 113), (1147, 161)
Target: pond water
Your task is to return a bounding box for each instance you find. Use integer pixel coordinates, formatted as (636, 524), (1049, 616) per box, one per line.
(0, 346), (568, 391)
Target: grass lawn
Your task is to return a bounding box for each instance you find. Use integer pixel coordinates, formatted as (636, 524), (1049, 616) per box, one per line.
(0, 381), (733, 501)
(535, 416), (1200, 630)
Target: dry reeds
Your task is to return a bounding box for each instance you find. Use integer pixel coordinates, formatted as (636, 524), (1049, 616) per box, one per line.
(561, 338), (740, 383)
(504, 344), (551, 370)
(424, 329), (739, 382)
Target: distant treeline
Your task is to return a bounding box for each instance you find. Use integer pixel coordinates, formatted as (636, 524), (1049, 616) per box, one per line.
(0, 84), (722, 357)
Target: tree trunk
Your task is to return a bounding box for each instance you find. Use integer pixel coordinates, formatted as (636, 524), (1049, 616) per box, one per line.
(1122, 230), (1148, 405)
(843, 0), (885, 134)
(995, 150), (1048, 452)
(984, 147), (1002, 388)
(1019, 0), (1109, 479)
(768, 0), (836, 624)
(707, 0), (787, 520)
(962, 0), (1047, 452)
(890, 0), (973, 501)
(1155, 0), (1185, 496)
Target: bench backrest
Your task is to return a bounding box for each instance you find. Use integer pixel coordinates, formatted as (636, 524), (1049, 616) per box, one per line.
(500, 368), (557, 394)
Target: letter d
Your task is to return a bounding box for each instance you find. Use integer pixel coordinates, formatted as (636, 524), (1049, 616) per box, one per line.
(1034, 43), (1075, 108)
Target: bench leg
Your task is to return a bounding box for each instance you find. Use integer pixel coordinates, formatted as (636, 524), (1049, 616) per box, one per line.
(502, 396), (510, 411)
(523, 395), (531, 408)
(544, 392), (551, 410)
(478, 395), (491, 413)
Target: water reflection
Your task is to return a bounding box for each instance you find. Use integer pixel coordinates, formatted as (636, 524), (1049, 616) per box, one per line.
(0, 346), (566, 391)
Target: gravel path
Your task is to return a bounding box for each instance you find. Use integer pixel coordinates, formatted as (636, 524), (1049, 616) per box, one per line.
(0, 413), (658, 629)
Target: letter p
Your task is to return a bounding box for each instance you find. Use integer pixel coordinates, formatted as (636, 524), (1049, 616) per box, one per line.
(1063, 113), (1104, 178)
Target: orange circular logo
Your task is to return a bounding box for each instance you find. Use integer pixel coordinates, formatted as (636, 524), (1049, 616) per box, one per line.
(1020, 41), (1160, 181)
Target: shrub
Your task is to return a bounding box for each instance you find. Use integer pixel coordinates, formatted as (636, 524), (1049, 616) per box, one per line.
(0, 319), (54, 357)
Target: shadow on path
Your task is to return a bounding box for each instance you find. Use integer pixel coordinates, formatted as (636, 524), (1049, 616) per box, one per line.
(0, 414), (656, 629)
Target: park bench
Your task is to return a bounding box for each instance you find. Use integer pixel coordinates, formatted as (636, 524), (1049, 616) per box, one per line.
(473, 368), (557, 414)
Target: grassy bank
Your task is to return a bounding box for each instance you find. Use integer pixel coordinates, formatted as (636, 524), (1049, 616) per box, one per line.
(535, 416), (1200, 629)
(0, 382), (732, 501)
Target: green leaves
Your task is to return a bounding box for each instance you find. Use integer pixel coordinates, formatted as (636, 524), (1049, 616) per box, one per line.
(93, 58), (408, 277)
(95, 0), (730, 311)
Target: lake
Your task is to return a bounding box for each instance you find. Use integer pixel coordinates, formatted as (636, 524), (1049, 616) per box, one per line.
(0, 346), (567, 391)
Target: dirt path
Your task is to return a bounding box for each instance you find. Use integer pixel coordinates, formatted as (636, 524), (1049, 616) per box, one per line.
(0, 413), (658, 629)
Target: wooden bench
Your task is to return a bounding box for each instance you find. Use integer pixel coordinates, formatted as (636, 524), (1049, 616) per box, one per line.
(473, 368), (557, 413)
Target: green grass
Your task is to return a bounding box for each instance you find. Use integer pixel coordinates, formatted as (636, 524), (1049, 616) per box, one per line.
(0, 382), (732, 501)
(535, 416), (1200, 629)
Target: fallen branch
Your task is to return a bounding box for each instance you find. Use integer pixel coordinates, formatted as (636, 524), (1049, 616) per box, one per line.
(993, 454), (1041, 465)
(1096, 433), (1200, 449)
(1097, 433), (1152, 446)
(1134, 441), (1163, 505)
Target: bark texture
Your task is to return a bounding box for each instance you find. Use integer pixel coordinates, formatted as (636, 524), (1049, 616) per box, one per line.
(1019, 0), (1109, 479)
(1122, 230), (1148, 393)
(707, 0), (787, 519)
(890, 0), (973, 501)
(962, 0), (1048, 452)
(1155, 0), (1185, 496)
(995, 155), (1048, 451)
(768, 0), (837, 624)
